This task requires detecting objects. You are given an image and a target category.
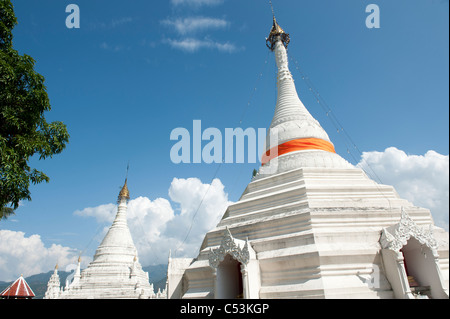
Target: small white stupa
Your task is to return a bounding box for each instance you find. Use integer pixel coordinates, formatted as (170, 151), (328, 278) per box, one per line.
(45, 179), (166, 299)
(166, 15), (449, 299)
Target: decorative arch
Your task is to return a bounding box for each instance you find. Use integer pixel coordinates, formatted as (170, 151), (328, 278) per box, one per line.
(209, 228), (250, 268)
(380, 209), (438, 252)
(380, 208), (447, 299)
(208, 227), (260, 299)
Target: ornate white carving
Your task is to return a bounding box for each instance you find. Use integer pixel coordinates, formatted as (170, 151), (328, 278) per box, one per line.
(274, 40), (292, 82)
(44, 266), (61, 299)
(380, 208), (438, 252)
(209, 228), (250, 268)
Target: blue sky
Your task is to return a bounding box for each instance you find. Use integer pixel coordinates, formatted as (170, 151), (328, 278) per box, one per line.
(0, 0), (448, 281)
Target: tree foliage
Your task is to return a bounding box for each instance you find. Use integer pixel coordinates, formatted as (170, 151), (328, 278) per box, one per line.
(0, 1), (69, 211)
(0, 206), (14, 220)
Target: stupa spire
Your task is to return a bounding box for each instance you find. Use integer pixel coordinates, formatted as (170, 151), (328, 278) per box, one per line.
(259, 11), (352, 173)
(73, 256), (81, 284)
(96, 178), (135, 257)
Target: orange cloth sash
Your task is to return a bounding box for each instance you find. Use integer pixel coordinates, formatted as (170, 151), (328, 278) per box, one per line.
(261, 138), (336, 165)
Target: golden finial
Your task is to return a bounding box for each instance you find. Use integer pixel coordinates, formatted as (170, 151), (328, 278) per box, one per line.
(118, 178), (130, 201)
(266, 1), (290, 51)
(118, 163), (130, 201)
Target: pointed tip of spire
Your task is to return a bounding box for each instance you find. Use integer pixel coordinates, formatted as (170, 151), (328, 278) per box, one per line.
(266, 7), (290, 51)
(118, 178), (130, 201)
(269, 0), (275, 18)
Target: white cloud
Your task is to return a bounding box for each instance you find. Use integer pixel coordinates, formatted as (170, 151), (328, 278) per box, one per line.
(171, 0), (224, 7)
(74, 177), (232, 267)
(164, 37), (238, 53)
(167, 178), (230, 241)
(161, 17), (229, 35)
(74, 203), (117, 224)
(163, 0), (237, 54)
(0, 230), (80, 282)
(358, 147), (449, 231)
(127, 197), (175, 243)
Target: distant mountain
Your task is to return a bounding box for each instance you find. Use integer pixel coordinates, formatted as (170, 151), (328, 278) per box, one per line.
(0, 264), (168, 299)
(143, 264), (168, 293)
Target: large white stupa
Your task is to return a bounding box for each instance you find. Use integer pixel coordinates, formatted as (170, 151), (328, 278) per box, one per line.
(44, 180), (166, 299)
(166, 16), (449, 299)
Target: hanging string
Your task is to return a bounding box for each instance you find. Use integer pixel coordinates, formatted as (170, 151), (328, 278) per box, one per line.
(288, 54), (395, 213)
(289, 54), (385, 185)
(172, 162), (222, 257)
(239, 50), (270, 125)
(78, 223), (105, 259)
